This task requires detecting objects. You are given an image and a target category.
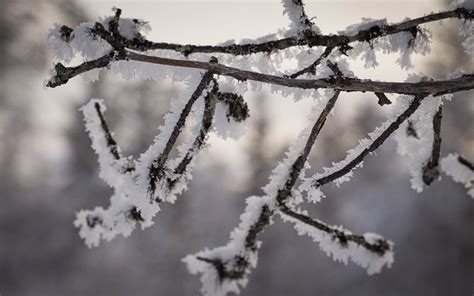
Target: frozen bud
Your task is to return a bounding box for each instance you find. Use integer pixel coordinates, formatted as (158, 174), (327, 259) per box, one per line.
(217, 92), (250, 123)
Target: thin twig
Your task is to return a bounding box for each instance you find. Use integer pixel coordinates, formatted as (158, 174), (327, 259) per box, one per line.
(88, 101), (135, 173)
(458, 156), (474, 171)
(279, 205), (391, 255)
(277, 91), (341, 205)
(375, 92), (392, 106)
(287, 46), (334, 79)
(422, 106), (443, 185)
(46, 53), (114, 88)
(94, 102), (121, 160)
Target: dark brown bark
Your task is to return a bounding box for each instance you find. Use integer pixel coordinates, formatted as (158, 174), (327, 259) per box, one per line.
(422, 106), (443, 185)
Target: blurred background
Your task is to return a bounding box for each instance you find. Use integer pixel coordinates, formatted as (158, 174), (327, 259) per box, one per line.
(0, 0), (473, 295)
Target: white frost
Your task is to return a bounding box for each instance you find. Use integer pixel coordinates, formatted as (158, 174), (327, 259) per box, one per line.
(80, 99), (133, 189)
(281, 0), (321, 37)
(340, 18), (431, 69)
(47, 24), (74, 63)
(441, 153), (474, 198)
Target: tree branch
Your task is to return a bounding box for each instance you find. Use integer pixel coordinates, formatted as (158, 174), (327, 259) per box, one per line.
(458, 155), (474, 171)
(148, 71), (215, 198)
(47, 50), (474, 96)
(279, 205), (391, 255)
(375, 92), (392, 106)
(422, 106), (443, 185)
(93, 102), (121, 161)
(277, 90), (340, 205)
(168, 81), (219, 189)
(286, 46), (334, 79)
(50, 5), (474, 294)
(46, 53), (114, 88)
(129, 52), (474, 96)
(120, 7), (473, 56)
(93, 101), (135, 172)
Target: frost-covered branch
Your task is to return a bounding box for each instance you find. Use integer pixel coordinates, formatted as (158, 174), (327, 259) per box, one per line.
(92, 101), (122, 161)
(394, 93), (448, 192)
(46, 53), (114, 88)
(286, 46), (334, 79)
(46, 5), (474, 94)
(74, 68), (251, 248)
(105, 7), (472, 56)
(422, 106), (443, 185)
(310, 94), (425, 189)
(278, 205), (393, 275)
(48, 50), (474, 96)
(127, 54), (474, 96)
(74, 72), (221, 247)
(184, 87), (403, 294)
(301, 92), (447, 196)
(45, 2), (474, 295)
(167, 81), (219, 191)
(280, 205), (391, 256)
(148, 71), (214, 200)
(276, 90), (340, 205)
(81, 99), (135, 188)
